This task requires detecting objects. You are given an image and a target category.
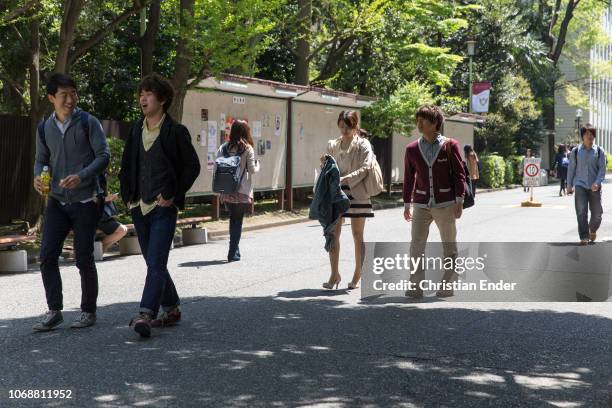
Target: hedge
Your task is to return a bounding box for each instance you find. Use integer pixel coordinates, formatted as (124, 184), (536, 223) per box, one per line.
(479, 155), (506, 188)
(504, 160), (514, 185)
(508, 155), (523, 184)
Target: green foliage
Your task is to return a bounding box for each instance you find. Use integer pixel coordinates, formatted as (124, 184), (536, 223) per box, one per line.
(479, 154), (505, 188)
(105, 137), (128, 217)
(474, 73), (543, 157)
(474, 113), (515, 157)
(437, 95), (467, 117)
(608, 155), (612, 173)
(504, 160), (514, 185)
(508, 155), (523, 184)
(504, 157), (523, 185)
(361, 81), (434, 138)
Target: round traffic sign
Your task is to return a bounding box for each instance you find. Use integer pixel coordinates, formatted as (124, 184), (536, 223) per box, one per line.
(525, 163), (539, 177)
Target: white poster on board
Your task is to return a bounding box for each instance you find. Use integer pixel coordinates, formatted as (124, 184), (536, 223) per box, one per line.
(208, 121), (218, 153)
(200, 127), (207, 147)
(252, 121), (262, 139)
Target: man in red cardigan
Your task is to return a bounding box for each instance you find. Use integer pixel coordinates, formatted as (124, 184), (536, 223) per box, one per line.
(403, 105), (466, 298)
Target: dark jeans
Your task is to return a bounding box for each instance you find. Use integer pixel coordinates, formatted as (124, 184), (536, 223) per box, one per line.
(574, 186), (603, 240)
(131, 205), (179, 317)
(559, 178), (567, 194)
(226, 203), (249, 259)
(469, 178), (477, 198)
(40, 197), (100, 313)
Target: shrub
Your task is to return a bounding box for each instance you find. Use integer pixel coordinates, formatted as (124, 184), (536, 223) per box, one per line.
(607, 155), (612, 172)
(508, 155), (523, 184)
(504, 160), (514, 185)
(105, 137), (129, 222)
(479, 155), (506, 188)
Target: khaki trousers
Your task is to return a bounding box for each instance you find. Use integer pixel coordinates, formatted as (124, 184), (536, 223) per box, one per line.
(409, 205), (458, 284)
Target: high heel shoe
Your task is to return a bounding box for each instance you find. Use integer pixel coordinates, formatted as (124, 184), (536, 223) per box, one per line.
(322, 277), (341, 290)
(347, 281), (359, 290)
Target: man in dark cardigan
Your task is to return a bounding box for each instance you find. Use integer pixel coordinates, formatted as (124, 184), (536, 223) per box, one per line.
(119, 73), (200, 338)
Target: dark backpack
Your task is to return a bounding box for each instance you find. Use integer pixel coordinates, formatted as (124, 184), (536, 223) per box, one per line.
(212, 143), (245, 193)
(38, 111), (108, 196)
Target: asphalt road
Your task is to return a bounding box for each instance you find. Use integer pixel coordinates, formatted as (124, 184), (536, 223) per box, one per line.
(0, 182), (610, 407)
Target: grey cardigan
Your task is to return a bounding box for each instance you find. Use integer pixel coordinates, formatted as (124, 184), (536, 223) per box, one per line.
(34, 108), (110, 203)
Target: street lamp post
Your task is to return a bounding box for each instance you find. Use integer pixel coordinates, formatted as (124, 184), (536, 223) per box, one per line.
(575, 108), (583, 138)
(467, 40), (476, 113)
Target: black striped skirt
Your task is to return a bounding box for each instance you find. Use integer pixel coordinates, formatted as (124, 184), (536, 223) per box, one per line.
(341, 185), (374, 218)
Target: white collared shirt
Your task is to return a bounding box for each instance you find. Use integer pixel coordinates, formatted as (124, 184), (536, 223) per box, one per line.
(52, 111), (72, 137)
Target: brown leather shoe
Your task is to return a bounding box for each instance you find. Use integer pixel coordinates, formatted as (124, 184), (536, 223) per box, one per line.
(130, 313), (153, 337)
(151, 307), (181, 328)
(589, 230), (596, 242)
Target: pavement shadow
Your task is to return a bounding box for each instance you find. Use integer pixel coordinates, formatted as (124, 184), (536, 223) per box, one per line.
(277, 289), (350, 298)
(0, 296), (610, 407)
(178, 260), (227, 268)
(360, 294), (443, 304)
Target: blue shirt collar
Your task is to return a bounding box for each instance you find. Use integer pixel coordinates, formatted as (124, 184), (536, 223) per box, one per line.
(51, 107), (80, 123)
(419, 133), (444, 145)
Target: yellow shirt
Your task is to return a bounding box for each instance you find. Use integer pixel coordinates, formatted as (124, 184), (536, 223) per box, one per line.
(131, 114), (166, 215)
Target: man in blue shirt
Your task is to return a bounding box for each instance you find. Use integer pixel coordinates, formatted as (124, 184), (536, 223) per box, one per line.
(567, 124), (607, 245)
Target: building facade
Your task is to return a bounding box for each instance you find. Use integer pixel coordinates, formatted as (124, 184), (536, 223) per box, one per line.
(555, 4), (612, 153)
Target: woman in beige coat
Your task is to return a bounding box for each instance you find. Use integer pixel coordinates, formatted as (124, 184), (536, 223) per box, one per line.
(323, 110), (374, 290)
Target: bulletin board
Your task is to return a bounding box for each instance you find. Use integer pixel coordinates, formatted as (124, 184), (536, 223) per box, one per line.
(181, 89), (287, 195)
(291, 102), (360, 187)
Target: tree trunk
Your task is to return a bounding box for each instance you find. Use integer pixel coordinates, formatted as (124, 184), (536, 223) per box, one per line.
(25, 15), (44, 224)
(169, 0), (195, 121)
(294, 0), (311, 85)
(140, 0), (161, 77)
(542, 99), (555, 131)
(537, 0), (579, 141)
(55, 0), (85, 73)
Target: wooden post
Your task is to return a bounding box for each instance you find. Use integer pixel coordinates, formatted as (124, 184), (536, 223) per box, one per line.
(212, 195), (220, 220)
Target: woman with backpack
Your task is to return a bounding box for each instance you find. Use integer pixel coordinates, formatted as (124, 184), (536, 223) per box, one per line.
(554, 144), (569, 196)
(215, 120), (260, 262)
(322, 110), (374, 290)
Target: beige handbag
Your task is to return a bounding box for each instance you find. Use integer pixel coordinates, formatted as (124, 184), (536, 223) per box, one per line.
(364, 154), (385, 197)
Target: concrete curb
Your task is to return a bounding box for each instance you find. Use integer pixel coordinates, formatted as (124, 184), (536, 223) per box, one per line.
(208, 185), (527, 239)
(207, 217), (311, 239)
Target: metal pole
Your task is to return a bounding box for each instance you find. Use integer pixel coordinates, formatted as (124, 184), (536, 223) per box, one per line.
(468, 55), (473, 113)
